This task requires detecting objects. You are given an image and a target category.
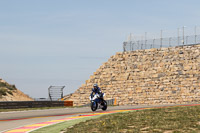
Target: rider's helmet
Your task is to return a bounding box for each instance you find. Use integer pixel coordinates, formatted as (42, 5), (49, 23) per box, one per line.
(93, 84), (98, 90)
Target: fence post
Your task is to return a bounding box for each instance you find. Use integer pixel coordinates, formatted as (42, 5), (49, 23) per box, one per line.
(195, 26), (197, 44)
(141, 43), (143, 49)
(145, 32), (147, 49)
(169, 37), (171, 47)
(178, 28), (180, 45)
(132, 43), (135, 51)
(183, 26), (185, 45)
(123, 42), (126, 52)
(186, 36), (189, 45)
(137, 41), (140, 50)
(160, 30), (163, 48)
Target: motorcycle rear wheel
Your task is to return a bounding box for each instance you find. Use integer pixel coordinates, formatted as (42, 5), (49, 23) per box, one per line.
(102, 100), (107, 111)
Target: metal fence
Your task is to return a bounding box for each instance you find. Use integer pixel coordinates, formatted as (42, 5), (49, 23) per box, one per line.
(48, 86), (65, 101)
(123, 34), (200, 52)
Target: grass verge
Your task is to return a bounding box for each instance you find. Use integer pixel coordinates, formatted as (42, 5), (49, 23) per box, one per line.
(31, 115), (105, 133)
(63, 105), (200, 133)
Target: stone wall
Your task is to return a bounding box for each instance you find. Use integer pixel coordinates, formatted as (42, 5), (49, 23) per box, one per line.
(64, 44), (200, 106)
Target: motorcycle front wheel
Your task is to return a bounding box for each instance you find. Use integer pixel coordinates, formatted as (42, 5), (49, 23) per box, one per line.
(91, 101), (97, 111)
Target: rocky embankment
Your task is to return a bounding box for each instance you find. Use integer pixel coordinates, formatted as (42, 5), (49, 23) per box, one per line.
(0, 78), (33, 101)
(64, 44), (200, 106)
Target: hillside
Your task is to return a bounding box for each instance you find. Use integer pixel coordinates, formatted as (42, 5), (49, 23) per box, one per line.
(64, 44), (200, 106)
(0, 78), (33, 101)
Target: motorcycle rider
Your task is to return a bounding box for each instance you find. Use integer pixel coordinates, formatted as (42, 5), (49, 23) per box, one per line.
(90, 84), (103, 101)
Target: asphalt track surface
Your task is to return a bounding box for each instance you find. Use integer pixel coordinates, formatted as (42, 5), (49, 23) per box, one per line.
(0, 105), (136, 132)
(0, 104), (199, 132)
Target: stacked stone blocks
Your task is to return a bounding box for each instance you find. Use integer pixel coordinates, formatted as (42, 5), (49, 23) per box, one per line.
(65, 44), (200, 106)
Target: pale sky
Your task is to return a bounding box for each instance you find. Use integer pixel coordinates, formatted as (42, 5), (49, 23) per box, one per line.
(1, 0), (200, 98)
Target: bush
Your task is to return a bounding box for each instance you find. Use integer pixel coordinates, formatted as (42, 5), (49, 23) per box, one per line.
(7, 91), (13, 95)
(7, 85), (16, 90)
(0, 81), (16, 97)
(0, 82), (6, 87)
(0, 88), (7, 96)
(0, 82), (16, 90)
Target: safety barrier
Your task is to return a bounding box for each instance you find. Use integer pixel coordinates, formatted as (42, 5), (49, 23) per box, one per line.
(64, 101), (73, 106)
(0, 101), (73, 109)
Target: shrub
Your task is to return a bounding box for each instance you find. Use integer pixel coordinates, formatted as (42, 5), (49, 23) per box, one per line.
(0, 82), (16, 90)
(0, 82), (6, 87)
(0, 81), (16, 97)
(0, 87), (7, 96)
(7, 91), (13, 95)
(7, 85), (16, 90)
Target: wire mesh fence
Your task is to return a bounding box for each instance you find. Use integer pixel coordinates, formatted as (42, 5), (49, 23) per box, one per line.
(123, 26), (200, 52)
(123, 34), (200, 52)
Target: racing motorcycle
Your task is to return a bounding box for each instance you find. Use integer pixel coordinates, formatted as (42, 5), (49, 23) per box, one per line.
(89, 93), (107, 111)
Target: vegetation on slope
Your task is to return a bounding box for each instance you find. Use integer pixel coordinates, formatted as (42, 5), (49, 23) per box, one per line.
(64, 105), (200, 133)
(0, 81), (17, 97)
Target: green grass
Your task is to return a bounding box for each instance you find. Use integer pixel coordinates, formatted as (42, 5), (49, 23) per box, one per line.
(63, 105), (200, 133)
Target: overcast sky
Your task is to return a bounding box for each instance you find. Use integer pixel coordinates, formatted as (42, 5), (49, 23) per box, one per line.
(1, 0), (200, 98)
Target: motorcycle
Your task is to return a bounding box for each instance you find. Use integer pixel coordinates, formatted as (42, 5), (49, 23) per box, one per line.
(89, 93), (107, 111)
